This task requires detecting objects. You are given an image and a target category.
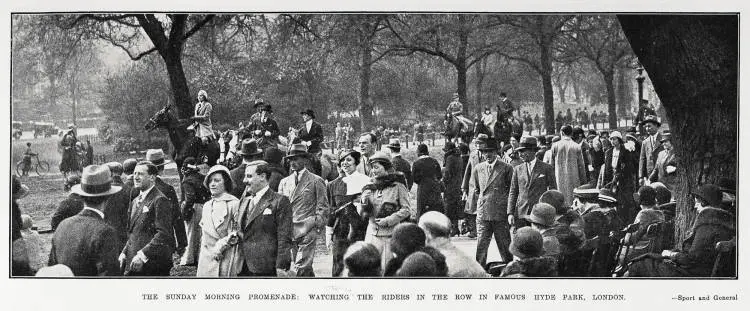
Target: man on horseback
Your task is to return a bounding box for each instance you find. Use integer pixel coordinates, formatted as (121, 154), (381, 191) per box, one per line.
(446, 92), (464, 117)
(248, 104), (281, 150)
(498, 92), (516, 119)
(298, 109), (324, 155)
(444, 93), (473, 143)
(59, 124), (80, 177)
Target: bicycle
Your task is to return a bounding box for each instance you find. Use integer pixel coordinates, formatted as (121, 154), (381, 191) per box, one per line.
(16, 154), (50, 176)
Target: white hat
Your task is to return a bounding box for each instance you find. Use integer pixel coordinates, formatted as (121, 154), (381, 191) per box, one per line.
(343, 173), (371, 196)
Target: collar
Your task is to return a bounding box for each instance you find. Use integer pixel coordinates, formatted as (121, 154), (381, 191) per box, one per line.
(305, 119), (313, 127)
(83, 207), (105, 219)
(252, 186), (270, 205)
(418, 155), (430, 159)
(391, 153), (401, 158)
(139, 184), (155, 199)
(295, 168), (308, 177)
(562, 136), (572, 141)
(526, 158), (537, 169)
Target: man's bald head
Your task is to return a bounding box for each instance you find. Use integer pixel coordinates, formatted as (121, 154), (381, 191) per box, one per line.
(418, 211), (451, 240)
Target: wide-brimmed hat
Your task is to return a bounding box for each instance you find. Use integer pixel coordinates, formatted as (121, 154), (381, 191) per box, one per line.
(509, 227), (544, 259)
(640, 115), (661, 127)
(285, 143), (311, 159)
(338, 149), (361, 165)
(515, 136), (540, 152)
(598, 188), (618, 203)
(573, 183), (600, 201)
(300, 109), (316, 119)
(145, 149), (172, 167)
(523, 203), (556, 227)
(479, 139), (498, 151)
(609, 131), (623, 141)
(203, 165), (232, 189)
(70, 165), (122, 197)
(253, 98), (265, 108)
(442, 141), (457, 152)
(386, 138), (401, 149)
(692, 184), (723, 207)
(237, 139), (263, 157)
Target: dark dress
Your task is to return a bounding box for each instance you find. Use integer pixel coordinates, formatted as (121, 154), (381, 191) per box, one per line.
(442, 151), (463, 228)
(412, 156), (444, 219)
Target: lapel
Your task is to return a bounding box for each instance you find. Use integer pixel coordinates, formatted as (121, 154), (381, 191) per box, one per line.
(129, 187), (159, 229)
(526, 162), (542, 189)
(292, 170), (310, 199)
(483, 161), (499, 192)
(241, 190), (273, 230)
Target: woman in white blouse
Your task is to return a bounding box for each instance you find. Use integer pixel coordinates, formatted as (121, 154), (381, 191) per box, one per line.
(196, 165), (243, 277)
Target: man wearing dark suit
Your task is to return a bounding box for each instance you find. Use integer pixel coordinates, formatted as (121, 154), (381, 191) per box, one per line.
(229, 139), (264, 198)
(298, 109), (324, 155)
(386, 139), (413, 190)
(470, 139), (514, 267)
(638, 115), (663, 186)
(278, 144), (329, 276)
(508, 137), (557, 230)
(49, 165), (122, 276)
(237, 161), (293, 276)
(146, 149), (187, 255)
(248, 104), (281, 150)
(103, 162), (134, 251)
(120, 162), (175, 276)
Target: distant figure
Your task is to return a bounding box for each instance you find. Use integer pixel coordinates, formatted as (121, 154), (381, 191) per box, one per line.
(85, 140), (94, 166)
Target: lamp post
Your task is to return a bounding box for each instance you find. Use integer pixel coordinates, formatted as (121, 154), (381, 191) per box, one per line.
(635, 67), (646, 132)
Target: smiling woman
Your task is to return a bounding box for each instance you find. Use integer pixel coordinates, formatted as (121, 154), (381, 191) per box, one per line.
(197, 165), (242, 277)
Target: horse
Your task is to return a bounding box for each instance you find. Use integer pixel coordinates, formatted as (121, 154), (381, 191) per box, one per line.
(144, 104), (220, 179)
(493, 114), (524, 146)
(443, 113), (474, 144)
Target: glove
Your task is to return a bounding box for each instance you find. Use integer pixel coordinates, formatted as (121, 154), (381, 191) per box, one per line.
(254, 130), (261, 135)
(666, 165), (676, 174)
(265, 131), (271, 137)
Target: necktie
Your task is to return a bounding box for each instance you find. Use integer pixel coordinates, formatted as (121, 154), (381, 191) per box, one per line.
(243, 199), (255, 228)
(295, 172), (300, 186)
(526, 163), (532, 179)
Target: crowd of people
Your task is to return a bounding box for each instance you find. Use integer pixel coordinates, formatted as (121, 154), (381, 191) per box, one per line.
(10, 88), (736, 278)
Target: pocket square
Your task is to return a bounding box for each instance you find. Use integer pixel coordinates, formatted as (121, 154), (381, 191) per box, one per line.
(263, 208), (273, 215)
(538, 174), (545, 178)
(142, 206), (150, 213)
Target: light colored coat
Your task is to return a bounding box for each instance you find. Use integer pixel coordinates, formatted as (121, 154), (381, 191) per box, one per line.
(278, 169), (329, 239)
(194, 101), (214, 139)
(638, 132), (663, 179)
(470, 159), (513, 221)
(550, 136), (587, 207)
(431, 238), (488, 277)
(197, 193), (243, 277)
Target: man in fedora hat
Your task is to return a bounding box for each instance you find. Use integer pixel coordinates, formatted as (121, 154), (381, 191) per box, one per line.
(638, 115), (663, 186)
(648, 131), (678, 191)
(469, 139), (514, 267)
(386, 138), (413, 190)
(298, 109), (324, 155)
(248, 104), (281, 150)
(278, 143), (329, 276)
(49, 165), (122, 276)
(230, 139), (264, 198)
(145, 149), (187, 256)
(508, 136), (557, 230)
(103, 162), (133, 251)
(120, 161), (175, 276)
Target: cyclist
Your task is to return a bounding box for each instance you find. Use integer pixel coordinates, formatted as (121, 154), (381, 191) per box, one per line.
(22, 142), (37, 176)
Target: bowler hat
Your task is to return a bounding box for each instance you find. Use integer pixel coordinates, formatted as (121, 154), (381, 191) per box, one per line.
(515, 136), (540, 152)
(386, 138), (401, 149)
(367, 152), (391, 166)
(300, 109), (316, 119)
(634, 186), (657, 206)
(70, 165), (122, 197)
(145, 149), (172, 167)
(509, 227), (544, 259)
(523, 203), (557, 227)
(442, 141), (457, 152)
(692, 184), (723, 207)
(640, 115), (661, 127)
(284, 143), (311, 159)
(236, 139), (263, 157)
(479, 139), (498, 151)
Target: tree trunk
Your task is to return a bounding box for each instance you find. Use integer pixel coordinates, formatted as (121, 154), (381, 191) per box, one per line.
(604, 71), (617, 129)
(163, 53), (192, 120)
(475, 59), (485, 117)
(359, 43), (374, 131)
(615, 67), (632, 118)
(456, 62), (468, 115)
(540, 39), (555, 135)
(618, 15), (737, 246)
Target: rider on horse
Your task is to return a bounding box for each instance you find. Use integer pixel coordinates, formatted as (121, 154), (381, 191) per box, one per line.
(247, 103), (281, 150)
(191, 89), (215, 144)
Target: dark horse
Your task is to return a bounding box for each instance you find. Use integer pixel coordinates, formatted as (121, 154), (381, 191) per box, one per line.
(474, 113), (524, 147)
(144, 105), (220, 179)
(443, 113), (474, 144)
